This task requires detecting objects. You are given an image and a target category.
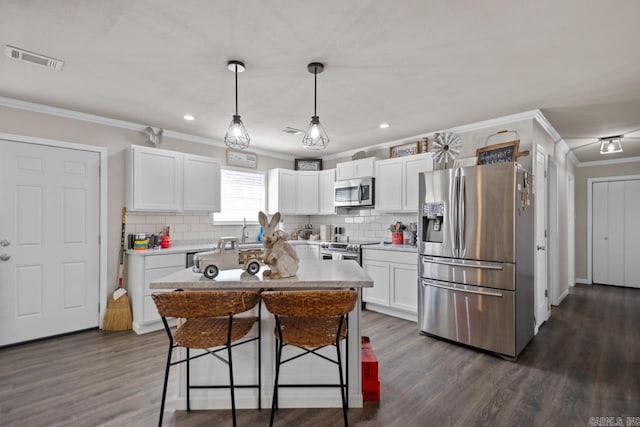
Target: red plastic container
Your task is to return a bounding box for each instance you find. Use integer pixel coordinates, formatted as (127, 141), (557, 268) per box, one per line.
(391, 232), (404, 244)
(361, 336), (379, 400)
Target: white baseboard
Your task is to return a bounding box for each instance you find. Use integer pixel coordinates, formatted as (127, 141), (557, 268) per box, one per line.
(575, 278), (590, 285)
(557, 289), (569, 305)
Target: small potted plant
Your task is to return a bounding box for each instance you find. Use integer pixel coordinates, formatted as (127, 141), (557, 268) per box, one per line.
(388, 222), (406, 244)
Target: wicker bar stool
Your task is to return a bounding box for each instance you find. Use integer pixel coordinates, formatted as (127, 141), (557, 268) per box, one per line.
(261, 289), (358, 427)
(152, 290), (262, 427)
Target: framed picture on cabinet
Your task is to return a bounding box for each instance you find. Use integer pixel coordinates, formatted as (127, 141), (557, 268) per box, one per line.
(295, 158), (323, 171)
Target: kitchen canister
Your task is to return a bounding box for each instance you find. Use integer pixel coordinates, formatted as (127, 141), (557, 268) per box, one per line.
(391, 232), (404, 244)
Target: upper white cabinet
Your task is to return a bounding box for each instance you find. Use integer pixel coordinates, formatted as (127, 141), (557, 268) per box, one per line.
(269, 168), (335, 215)
(375, 158), (403, 211)
(335, 157), (377, 181)
(126, 145), (221, 212)
(319, 169), (336, 215)
(268, 168), (297, 214)
(296, 171), (320, 214)
(183, 154), (221, 212)
(375, 152), (434, 212)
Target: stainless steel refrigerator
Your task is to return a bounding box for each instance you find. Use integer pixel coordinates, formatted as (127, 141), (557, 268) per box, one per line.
(417, 162), (534, 359)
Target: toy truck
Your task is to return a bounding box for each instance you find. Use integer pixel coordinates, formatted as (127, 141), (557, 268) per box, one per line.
(192, 237), (264, 279)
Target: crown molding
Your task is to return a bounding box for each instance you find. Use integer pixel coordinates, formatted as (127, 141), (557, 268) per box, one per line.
(0, 96), (295, 161)
(576, 155), (640, 168)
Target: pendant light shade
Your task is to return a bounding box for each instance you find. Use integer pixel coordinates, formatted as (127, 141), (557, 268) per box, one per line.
(224, 60), (250, 150)
(302, 62), (329, 150)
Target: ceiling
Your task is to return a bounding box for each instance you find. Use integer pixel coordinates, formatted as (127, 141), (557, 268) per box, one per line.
(1, 1), (640, 161)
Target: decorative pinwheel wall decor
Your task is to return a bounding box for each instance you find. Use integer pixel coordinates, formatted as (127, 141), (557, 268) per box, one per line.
(433, 132), (462, 166)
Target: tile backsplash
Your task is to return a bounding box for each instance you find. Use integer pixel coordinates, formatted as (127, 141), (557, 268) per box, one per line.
(125, 213), (309, 244)
(309, 209), (418, 242)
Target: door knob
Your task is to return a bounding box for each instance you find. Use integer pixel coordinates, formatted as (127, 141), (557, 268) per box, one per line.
(537, 245), (546, 251)
(0, 239), (9, 247)
(0, 254), (10, 261)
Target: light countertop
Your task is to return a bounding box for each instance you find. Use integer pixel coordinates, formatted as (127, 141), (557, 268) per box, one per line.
(363, 243), (418, 253)
(150, 259), (373, 290)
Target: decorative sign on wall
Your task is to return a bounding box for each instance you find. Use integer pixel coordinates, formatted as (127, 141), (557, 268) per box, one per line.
(476, 130), (529, 165)
(390, 141), (419, 158)
(294, 158), (323, 171)
(226, 149), (258, 168)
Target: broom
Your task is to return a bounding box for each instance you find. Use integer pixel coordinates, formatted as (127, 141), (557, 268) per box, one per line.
(102, 207), (133, 331)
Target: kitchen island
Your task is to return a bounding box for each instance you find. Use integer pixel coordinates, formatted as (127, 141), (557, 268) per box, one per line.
(150, 259), (373, 411)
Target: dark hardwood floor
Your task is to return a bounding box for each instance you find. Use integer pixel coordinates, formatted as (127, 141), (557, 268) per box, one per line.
(1, 284), (638, 427)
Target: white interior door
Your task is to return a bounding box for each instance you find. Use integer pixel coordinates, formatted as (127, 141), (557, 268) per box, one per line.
(0, 140), (100, 346)
(624, 180), (640, 288)
(593, 181), (626, 286)
(534, 147), (549, 329)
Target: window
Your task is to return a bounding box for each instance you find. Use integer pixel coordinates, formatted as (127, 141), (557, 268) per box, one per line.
(215, 168), (266, 223)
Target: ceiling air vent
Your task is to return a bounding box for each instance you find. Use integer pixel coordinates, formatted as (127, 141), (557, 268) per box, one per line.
(282, 127), (304, 135)
(4, 45), (64, 71)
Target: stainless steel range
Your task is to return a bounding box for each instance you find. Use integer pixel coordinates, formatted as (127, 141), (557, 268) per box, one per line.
(320, 240), (378, 265)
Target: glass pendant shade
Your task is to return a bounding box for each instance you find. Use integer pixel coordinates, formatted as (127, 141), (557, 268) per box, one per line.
(225, 114), (250, 150)
(224, 60), (250, 150)
(302, 115), (330, 150)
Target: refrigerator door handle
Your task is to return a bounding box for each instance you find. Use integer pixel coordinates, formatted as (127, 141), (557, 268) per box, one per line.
(459, 175), (466, 254)
(451, 173), (460, 254)
(423, 257), (504, 270)
(422, 279), (504, 298)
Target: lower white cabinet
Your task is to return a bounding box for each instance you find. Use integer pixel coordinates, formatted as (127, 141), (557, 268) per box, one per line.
(127, 253), (185, 334)
(362, 249), (418, 321)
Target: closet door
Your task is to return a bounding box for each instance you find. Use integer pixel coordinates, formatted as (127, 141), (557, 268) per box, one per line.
(592, 182), (625, 286)
(624, 180), (640, 288)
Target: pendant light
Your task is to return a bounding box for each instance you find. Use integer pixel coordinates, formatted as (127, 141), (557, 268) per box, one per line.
(224, 60), (250, 150)
(302, 62), (329, 150)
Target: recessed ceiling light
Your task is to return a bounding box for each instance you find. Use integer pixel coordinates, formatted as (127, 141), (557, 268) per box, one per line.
(183, 114), (195, 121)
(379, 123), (390, 129)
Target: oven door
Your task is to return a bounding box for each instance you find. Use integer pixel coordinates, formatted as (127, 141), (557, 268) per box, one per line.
(321, 251), (360, 262)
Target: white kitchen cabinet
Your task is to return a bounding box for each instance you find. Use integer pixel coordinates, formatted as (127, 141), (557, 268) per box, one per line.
(335, 157), (377, 181)
(127, 145), (183, 211)
(126, 145), (221, 212)
(127, 252), (185, 334)
(269, 168), (329, 215)
(296, 171), (320, 214)
(362, 249), (418, 321)
(268, 168), (297, 214)
(375, 152), (433, 212)
(374, 158), (403, 211)
(183, 154), (221, 212)
(319, 169), (336, 215)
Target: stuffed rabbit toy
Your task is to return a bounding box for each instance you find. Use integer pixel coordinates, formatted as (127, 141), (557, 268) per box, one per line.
(258, 211), (299, 279)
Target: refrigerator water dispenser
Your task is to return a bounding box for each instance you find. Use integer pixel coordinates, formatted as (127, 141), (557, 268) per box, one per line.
(422, 202), (444, 243)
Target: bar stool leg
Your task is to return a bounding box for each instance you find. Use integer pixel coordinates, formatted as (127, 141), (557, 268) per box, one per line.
(336, 317), (348, 427)
(226, 319), (237, 427)
(159, 343), (173, 427)
(270, 339), (283, 427)
(186, 348), (191, 412)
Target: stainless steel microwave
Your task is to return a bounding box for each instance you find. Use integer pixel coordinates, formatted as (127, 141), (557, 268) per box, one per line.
(334, 178), (374, 207)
